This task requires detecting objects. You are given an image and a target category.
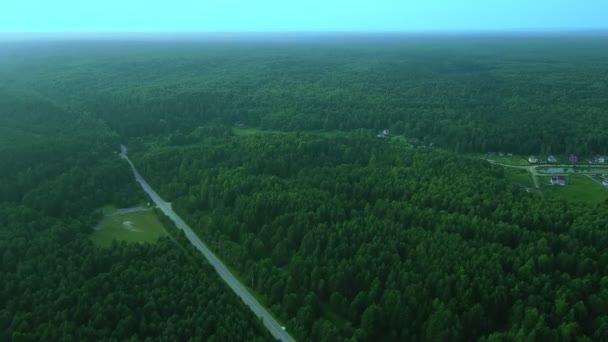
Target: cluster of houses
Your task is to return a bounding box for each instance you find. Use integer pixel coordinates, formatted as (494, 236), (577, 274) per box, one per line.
(590, 155), (606, 164)
(528, 155), (560, 164)
(550, 174), (608, 188)
(529, 154), (607, 165)
(549, 174), (608, 188)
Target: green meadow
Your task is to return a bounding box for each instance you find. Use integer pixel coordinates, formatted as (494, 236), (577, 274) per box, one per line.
(503, 168), (534, 188)
(91, 207), (168, 247)
(541, 174), (608, 205)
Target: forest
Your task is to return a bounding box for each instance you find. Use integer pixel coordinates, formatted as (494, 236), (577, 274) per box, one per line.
(1, 35), (608, 341)
(0, 88), (270, 341)
(2, 36), (608, 155)
(130, 129), (608, 341)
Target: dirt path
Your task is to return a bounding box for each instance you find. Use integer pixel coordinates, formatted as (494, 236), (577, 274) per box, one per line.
(487, 160), (541, 188)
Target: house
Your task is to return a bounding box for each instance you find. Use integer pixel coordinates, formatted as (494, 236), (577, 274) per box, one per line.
(528, 156), (538, 164)
(376, 129), (389, 138)
(547, 155), (557, 163)
(603, 179), (608, 188)
(594, 155), (606, 163)
(568, 154), (578, 163)
(551, 175), (567, 186)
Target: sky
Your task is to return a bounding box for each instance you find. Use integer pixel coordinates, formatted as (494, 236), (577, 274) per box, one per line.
(1, 0), (607, 33)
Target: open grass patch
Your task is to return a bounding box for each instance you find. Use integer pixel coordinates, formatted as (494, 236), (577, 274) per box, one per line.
(486, 154), (530, 166)
(232, 127), (265, 136)
(503, 168), (534, 188)
(541, 174), (608, 205)
(91, 207), (168, 247)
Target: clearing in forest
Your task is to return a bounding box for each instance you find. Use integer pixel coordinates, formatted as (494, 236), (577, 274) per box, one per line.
(540, 174), (608, 205)
(91, 207), (167, 247)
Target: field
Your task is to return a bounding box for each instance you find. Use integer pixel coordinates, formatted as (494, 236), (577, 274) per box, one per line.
(485, 154), (531, 166)
(91, 207), (168, 247)
(540, 174), (608, 205)
(232, 127), (264, 136)
(503, 168), (534, 188)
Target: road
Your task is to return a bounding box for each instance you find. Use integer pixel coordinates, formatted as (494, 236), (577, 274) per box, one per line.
(487, 160), (541, 188)
(487, 160), (608, 191)
(120, 145), (294, 342)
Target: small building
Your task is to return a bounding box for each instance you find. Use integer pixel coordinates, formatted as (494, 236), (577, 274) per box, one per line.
(376, 129), (389, 138)
(569, 154), (578, 163)
(528, 156), (538, 164)
(551, 175), (567, 186)
(408, 138), (420, 145)
(603, 179), (608, 188)
(547, 155), (557, 163)
(594, 155), (606, 163)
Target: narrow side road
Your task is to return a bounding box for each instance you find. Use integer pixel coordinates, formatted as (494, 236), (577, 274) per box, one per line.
(487, 160), (541, 188)
(120, 145), (294, 342)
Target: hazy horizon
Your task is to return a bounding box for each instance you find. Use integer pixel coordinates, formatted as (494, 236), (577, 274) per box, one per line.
(2, 29), (608, 42)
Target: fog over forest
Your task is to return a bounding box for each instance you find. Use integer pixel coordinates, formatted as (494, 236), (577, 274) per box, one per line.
(1, 33), (608, 341)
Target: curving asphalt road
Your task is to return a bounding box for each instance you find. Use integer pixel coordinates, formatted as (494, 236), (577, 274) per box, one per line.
(120, 145), (294, 342)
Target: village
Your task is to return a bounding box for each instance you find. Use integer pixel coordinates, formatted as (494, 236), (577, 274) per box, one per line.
(374, 129), (608, 193)
(481, 150), (608, 204)
(525, 154), (608, 188)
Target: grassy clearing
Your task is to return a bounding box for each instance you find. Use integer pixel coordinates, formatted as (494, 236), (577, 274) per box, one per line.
(91, 208), (168, 247)
(99, 204), (118, 215)
(486, 154), (530, 166)
(388, 135), (415, 146)
(541, 174), (608, 205)
(232, 127), (264, 136)
(504, 168), (534, 187)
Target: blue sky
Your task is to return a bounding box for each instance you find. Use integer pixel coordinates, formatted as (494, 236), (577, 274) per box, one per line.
(2, 0), (607, 32)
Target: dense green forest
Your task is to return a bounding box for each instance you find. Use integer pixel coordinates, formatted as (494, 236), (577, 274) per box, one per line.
(2, 36), (608, 341)
(131, 130), (608, 341)
(1, 36), (607, 155)
(0, 88), (270, 341)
